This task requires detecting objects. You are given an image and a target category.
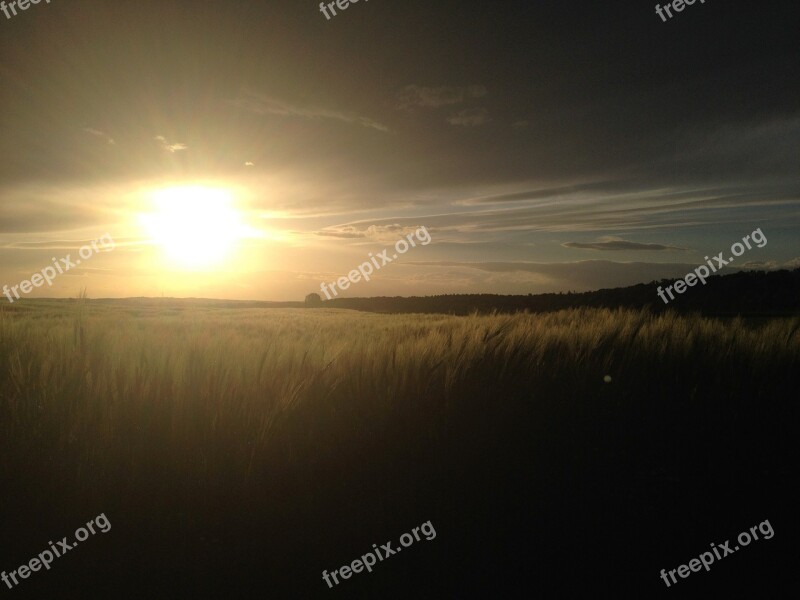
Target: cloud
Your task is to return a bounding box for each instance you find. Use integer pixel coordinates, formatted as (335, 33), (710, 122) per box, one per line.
(154, 135), (188, 153)
(315, 223), (428, 242)
(233, 88), (389, 132)
(0, 191), (109, 234)
(785, 257), (800, 270)
(447, 108), (489, 127)
(315, 227), (366, 239)
(426, 181), (800, 234)
(83, 128), (116, 145)
(245, 161), (254, 167)
(739, 257), (800, 271)
(0, 237), (137, 251)
(396, 84), (487, 109)
(562, 239), (687, 251)
(455, 180), (646, 206)
(512, 120), (530, 130)
(407, 260), (712, 292)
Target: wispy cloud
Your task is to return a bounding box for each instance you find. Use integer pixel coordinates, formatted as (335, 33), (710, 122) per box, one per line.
(316, 223), (429, 242)
(740, 257), (800, 271)
(154, 135), (188, 153)
(315, 227), (365, 239)
(233, 88), (389, 132)
(407, 260), (710, 292)
(454, 181), (638, 206)
(447, 108), (489, 127)
(0, 237), (136, 251)
(83, 128), (115, 145)
(396, 84), (487, 109)
(319, 192), (778, 239)
(562, 238), (687, 252)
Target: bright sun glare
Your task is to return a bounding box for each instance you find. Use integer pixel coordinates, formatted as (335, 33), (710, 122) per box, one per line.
(140, 186), (246, 269)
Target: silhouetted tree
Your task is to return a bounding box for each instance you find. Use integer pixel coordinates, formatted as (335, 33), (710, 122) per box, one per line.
(322, 268), (800, 317)
(304, 293), (323, 306)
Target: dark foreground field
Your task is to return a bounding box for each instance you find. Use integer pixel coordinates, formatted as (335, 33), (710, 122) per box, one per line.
(1, 301), (798, 597)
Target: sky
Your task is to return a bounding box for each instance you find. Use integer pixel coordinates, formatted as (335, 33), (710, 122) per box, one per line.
(1, 0), (798, 301)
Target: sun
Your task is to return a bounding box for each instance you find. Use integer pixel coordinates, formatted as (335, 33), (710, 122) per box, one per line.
(140, 185), (246, 269)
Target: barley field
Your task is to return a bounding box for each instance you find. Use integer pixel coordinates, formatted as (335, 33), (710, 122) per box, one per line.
(1, 301), (798, 597)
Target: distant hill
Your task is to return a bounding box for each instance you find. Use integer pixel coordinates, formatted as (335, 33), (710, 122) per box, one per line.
(4, 268), (797, 317)
(325, 268), (800, 317)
